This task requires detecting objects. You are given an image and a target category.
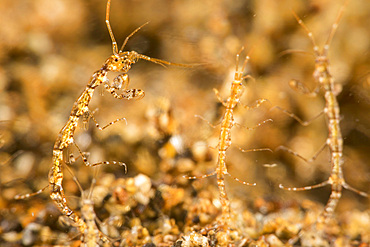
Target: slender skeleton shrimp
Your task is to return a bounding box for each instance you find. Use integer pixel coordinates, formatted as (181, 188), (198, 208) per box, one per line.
(277, 2), (368, 223)
(186, 48), (271, 224)
(15, 0), (192, 235)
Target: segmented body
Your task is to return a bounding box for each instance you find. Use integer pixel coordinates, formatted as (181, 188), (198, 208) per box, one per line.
(81, 198), (106, 247)
(215, 60), (247, 221)
(49, 65), (143, 233)
(186, 50), (271, 224)
(315, 54), (344, 220)
(16, 0), (192, 236)
(279, 4), (368, 223)
(65, 164), (110, 247)
(312, 45), (367, 220)
(79, 179), (109, 247)
(80, 199), (100, 247)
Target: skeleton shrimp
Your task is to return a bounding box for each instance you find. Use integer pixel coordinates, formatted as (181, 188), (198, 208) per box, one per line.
(64, 165), (112, 247)
(185, 48), (271, 225)
(15, 0), (192, 235)
(278, 2), (368, 223)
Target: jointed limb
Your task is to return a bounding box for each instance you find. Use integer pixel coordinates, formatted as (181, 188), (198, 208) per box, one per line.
(276, 141), (327, 163)
(272, 106), (324, 126)
(234, 118), (273, 130)
(184, 171), (217, 180)
(343, 183), (369, 198)
(73, 142), (126, 172)
(87, 109), (127, 131)
(279, 180), (329, 191)
(213, 88), (228, 107)
(239, 98), (270, 110)
(194, 114), (221, 129)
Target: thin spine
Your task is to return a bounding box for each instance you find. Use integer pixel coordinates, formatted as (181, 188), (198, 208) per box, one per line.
(279, 2), (368, 223)
(186, 48), (270, 224)
(16, 0), (193, 234)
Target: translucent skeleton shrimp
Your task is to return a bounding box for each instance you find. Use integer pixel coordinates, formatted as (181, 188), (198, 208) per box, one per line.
(64, 165), (111, 247)
(185, 48), (271, 224)
(277, 2), (368, 223)
(15, 0), (192, 235)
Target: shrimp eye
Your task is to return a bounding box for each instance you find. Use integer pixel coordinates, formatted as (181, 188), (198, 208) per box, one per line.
(114, 58), (119, 62)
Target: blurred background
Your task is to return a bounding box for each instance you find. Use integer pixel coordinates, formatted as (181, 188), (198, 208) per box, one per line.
(0, 0), (369, 245)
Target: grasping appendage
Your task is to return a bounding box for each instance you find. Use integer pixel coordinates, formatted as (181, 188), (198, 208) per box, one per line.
(16, 0), (193, 235)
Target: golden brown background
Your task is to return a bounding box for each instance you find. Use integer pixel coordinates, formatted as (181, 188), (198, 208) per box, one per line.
(0, 0), (369, 246)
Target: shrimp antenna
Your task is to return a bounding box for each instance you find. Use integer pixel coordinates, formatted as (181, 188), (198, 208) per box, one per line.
(106, 0), (149, 55)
